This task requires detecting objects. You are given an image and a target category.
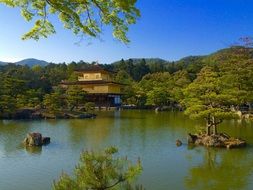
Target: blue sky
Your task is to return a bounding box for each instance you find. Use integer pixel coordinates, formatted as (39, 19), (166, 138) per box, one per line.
(0, 0), (253, 64)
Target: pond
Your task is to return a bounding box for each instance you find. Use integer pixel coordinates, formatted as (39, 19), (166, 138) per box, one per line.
(0, 110), (253, 190)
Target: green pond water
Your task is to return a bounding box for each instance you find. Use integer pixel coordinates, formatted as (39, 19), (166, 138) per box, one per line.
(0, 110), (253, 190)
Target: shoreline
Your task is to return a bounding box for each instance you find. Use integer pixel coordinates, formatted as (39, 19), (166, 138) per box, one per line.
(0, 108), (96, 120)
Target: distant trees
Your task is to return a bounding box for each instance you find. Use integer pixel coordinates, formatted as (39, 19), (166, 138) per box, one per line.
(44, 63), (68, 85)
(53, 147), (143, 190)
(114, 70), (134, 85)
(131, 71), (191, 107)
(111, 57), (206, 83)
(0, 62), (91, 116)
(132, 59), (151, 81)
(170, 70), (191, 102)
(112, 58), (170, 81)
(219, 56), (253, 109)
(139, 72), (172, 107)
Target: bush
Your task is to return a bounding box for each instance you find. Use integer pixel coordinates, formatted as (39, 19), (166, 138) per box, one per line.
(84, 102), (96, 112)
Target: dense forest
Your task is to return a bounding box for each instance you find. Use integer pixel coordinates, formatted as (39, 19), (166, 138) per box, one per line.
(0, 46), (253, 119)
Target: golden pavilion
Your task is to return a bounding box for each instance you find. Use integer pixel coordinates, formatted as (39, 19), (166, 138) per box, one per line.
(61, 65), (124, 107)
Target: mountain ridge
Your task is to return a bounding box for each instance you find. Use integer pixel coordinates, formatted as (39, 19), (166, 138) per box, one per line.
(1, 46), (252, 67)
(0, 58), (49, 67)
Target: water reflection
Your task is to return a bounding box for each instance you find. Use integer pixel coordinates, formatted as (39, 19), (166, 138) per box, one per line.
(25, 146), (42, 155)
(67, 118), (114, 148)
(0, 120), (32, 155)
(0, 111), (253, 190)
(185, 148), (253, 190)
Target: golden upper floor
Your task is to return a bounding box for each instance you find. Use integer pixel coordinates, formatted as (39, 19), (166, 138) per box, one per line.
(75, 65), (113, 82)
(78, 72), (112, 81)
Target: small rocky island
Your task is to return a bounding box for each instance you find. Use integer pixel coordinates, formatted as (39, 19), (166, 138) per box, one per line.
(23, 133), (50, 146)
(188, 133), (246, 149)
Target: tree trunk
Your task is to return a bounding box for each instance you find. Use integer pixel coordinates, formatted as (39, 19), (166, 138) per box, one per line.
(213, 125), (217, 135)
(206, 125), (211, 136)
(248, 102), (252, 112)
(211, 116), (218, 135)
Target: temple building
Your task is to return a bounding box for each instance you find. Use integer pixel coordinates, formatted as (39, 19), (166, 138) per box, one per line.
(61, 65), (124, 107)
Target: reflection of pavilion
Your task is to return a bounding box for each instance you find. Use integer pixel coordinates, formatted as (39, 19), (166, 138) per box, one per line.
(61, 65), (125, 107)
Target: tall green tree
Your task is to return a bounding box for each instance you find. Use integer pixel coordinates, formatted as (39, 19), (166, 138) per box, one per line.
(115, 70), (133, 85)
(17, 89), (41, 108)
(1, 77), (27, 98)
(53, 147), (143, 190)
(182, 66), (237, 135)
(138, 72), (173, 106)
(170, 70), (191, 102)
(219, 59), (253, 109)
(201, 46), (253, 111)
(0, 76), (27, 116)
(1, 0), (140, 43)
(66, 86), (87, 111)
(146, 87), (169, 106)
(0, 95), (17, 117)
(43, 92), (63, 114)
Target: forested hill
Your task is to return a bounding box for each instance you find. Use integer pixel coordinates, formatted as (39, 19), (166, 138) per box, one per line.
(104, 56), (206, 81)
(15, 58), (49, 67)
(202, 46), (253, 65)
(107, 58), (171, 81)
(0, 58), (49, 67)
(105, 46), (253, 81)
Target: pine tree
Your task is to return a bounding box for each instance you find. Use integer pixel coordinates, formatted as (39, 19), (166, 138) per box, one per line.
(66, 86), (87, 111)
(182, 66), (237, 135)
(53, 147), (143, 190)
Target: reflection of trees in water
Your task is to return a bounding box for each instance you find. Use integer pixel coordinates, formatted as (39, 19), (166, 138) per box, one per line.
(67, 118), (114, 148)
(25, 146), (42, 155)
(219, 120), (253, 144)
(110, 111), (200, 152)
(66, 111), (202, 152)
(0, 120), (32, 155)
(185, 148), (253, 190)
